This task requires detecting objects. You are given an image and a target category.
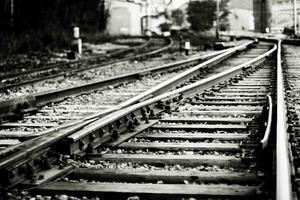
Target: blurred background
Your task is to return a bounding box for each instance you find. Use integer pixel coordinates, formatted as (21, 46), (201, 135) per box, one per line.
(0, 0), (298, 53)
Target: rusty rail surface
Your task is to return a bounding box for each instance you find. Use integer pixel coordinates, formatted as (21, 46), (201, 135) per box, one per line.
(276, 40), (292, 200)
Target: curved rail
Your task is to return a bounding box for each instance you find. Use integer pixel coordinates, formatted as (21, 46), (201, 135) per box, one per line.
(0, 43), (247, 121)
(0, 39), (270, 189)
(260, 94), (273, 149)
(0, 41), (254, 156)
(276, 40), (292, 200)
(68, 43), (277, 152)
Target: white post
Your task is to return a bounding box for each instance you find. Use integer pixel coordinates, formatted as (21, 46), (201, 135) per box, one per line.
(184, 41), (190, 56)
(72, 27), (82, 57)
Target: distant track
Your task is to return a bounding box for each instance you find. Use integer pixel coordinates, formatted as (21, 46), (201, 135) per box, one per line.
(0, 37), (172, 91)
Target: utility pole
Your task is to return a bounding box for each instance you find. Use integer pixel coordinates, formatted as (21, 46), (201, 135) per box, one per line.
(216, 0), (220, 39)
(293, 0), (297, 35)
(10, 0), (14, 28)
(145, 0), (149, 33)
(99, 0), (105, 31)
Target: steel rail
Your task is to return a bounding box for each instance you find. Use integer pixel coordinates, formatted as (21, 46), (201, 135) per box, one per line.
(276, 40), (292, 200)
(0, 37), (151, 81)
(83, 41), (253, 121)
(67, 44), (277, 153)
(0, 41), (257, 188)
(260, 94), (273, 149)
(34, 45), (232, 106)
(0, 37), (171, 92)
(0, 41), (254, 160)
(220, 31), (300, 46)
(0, 43), (245, 121)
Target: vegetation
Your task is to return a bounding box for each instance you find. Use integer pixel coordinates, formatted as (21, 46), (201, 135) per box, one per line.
(187, 0), (230, 32)
(0, 0), (108, 53)
(171, 9), (185, 27)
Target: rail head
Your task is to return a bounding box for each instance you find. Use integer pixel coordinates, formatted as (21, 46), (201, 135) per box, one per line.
(260, 94), (272, 149)
(276, 39), (292, 200)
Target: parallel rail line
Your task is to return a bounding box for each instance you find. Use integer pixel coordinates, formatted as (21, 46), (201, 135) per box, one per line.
(0, 40), (278, 200)
(0, 37), (172, 91)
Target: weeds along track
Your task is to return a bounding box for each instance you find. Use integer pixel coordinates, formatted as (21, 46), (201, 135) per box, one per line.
(0, 41), (277, 200)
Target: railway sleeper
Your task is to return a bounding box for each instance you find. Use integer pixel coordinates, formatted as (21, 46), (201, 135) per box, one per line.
(33, 182), (266, 200)
(68, 168), (263, 184)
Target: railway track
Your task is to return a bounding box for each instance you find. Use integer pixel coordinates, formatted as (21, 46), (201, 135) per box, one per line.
(281, 43), (300, 199)
(0, 49), (210, 101)
(0, 41), (271, 149)
(0, 40), (278, 200)
(0, 37), (171, 91)
(40, 59), (275, 200)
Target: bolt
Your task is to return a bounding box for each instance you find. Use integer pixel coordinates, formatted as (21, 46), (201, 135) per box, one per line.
(86, 143), (94, 154)
(131, 113), (136, 119)
(124, 116), (129, 123)
(41, 155), (51, 170)
(142, 113), (147, 120)
(112, 129), (120, 141)
(149, 109), (156, 117)
(146, 106), (151, 113)
(141, 108), (146, 115)
(133, 118), (140, 126)
(116, 119), (122, 129)
(25, 163), (35, 180)
(108, 124), (114, 133)
(90, 133), (96, 141)
(156, 101), (164, 109)
(127, 120), (135, 132)
(99, 129), (105, 138)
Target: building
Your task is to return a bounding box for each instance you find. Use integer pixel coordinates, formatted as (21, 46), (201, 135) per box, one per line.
(227, 0), (254, 31)
(106, 0), (169, 35)
(106, 0), (142, 35)
(272, 0), (300, 32)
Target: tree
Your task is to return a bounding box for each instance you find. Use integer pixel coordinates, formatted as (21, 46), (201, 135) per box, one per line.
(171, 9), (184, 27)
(187, 0), (230, 32)
(219, 0), (230, 31)
(187, 0), (216, 31)
(159, 22), (171, 32)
